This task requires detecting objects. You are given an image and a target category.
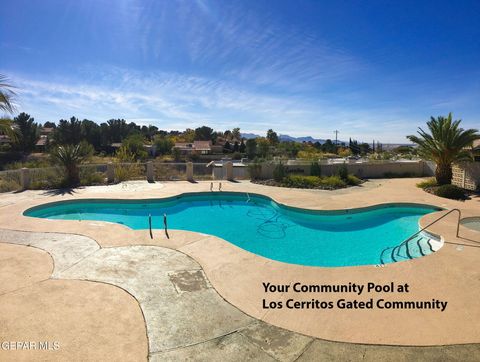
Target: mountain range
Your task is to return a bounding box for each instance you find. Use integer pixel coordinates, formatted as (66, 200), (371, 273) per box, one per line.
(241, 133), (337, 144)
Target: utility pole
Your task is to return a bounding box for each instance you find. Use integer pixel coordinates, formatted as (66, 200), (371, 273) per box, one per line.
(334, 130), (339, 146)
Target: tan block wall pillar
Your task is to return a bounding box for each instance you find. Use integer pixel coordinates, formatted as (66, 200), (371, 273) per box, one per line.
(146, 161), (154, 182)
(107, 162), (115, 183)
(186, 162), (194, 182)
(224, 161), (233, 181)
(20, 168), (30, 190)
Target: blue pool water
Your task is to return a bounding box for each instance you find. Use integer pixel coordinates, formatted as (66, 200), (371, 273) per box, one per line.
(24, 192), (441, 267)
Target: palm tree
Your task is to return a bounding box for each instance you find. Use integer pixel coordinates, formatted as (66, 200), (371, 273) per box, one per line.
(50, 144), (90, 186)
(0, 75), (18, 142)
(0, 74), (16, 114)
(407, 113), (480, 185)
(0, 118), (17, 141)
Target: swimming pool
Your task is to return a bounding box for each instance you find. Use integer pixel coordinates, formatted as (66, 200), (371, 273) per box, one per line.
(24, 192), (443, 267)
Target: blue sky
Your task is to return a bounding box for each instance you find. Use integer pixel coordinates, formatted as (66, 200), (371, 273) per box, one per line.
(1, 0), (479, 142)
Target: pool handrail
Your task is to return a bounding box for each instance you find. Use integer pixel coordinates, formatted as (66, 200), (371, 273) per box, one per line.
(380, 208), (461, 264)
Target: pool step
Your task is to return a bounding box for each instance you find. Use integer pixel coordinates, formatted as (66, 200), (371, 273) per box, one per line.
(379, 232), (442, 265)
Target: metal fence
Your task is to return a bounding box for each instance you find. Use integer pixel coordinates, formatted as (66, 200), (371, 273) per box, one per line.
(154, 162), (187, 181)
(0, 169), (22, 192)
(193, 163), (213, 180)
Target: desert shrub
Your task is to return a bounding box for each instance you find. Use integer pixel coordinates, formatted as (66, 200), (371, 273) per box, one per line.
(283, 175), (347, 189)
(30, 178), (64, 190)
(283, 175), (321, 188)
(248, 163), (262, 180)
(433, 184), (466, 200)
(319, 175), (347, 189)
(345, 174), (362, 186)
(80, 170), (105, 186)
(186, 153), (200, 162)
(232, 152), (242, 160)
(310, 162), (321, 176)
(338, 163), (348, 181)
(5, 159), (52, 170)
(417, 178), (438, 189)
(273, 163), (286, 182)
(114, 163), (144, 182)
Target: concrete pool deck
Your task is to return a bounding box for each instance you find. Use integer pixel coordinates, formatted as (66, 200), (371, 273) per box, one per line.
(0, 178), (479, 360)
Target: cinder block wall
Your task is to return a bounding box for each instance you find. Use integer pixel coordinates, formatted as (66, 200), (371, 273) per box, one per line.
(260, 161), (431, 179)
(452, 162), (480, 190)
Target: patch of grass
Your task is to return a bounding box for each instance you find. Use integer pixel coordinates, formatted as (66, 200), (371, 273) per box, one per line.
(433, 184), (466, 200)
(417, 178), (438, 189)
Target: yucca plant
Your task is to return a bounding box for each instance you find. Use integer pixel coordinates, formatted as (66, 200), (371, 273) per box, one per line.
(51, 143), (92, 186)
(407, 113), (480, 185)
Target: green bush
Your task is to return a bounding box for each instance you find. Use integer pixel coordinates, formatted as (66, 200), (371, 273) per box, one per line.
(232, 152), (242, 160)
(114, 163), (144, 182)
(434, 184), (466, 200)
(319, 175), (347, 189)
(273, 163), (286, 182)
(338, 163), (348, 181)
(310, 162), (321, 176)
(417, 178), (438, 189)
(283, 175), (347, 189)
(283, 175), (321, 188)
(80, 171), (105, 186)
(345, 174), (362, 186)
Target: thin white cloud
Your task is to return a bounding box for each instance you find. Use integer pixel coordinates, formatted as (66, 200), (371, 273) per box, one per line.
(9, 67), (450, 143)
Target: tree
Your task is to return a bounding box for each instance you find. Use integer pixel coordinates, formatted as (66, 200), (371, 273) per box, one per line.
(120, 134), (147, 160)
(231, 127), (241, 141)
(43, 121), (56, 128)
(239, 140), (246, 153)
(0, 74), (16, 114)
(0, 75), (18, 141)
(106, 119), (130, 143)
(81, 119), (102, 150)
(321, 139), (337, 153)
(246, 138), (257, 159)
(194, 126), (214, 141)
(182, 128), (195, 142)
(266, 129), (279, 145)
(407, 113), (480, 185)
(50, 143), (92, 186)
(154, 135), (174, 155)
(223, 141), (231, 152)
(54, 117), (82, 145)
(13, 112), (39, 153)
(257, 138), (270, 158)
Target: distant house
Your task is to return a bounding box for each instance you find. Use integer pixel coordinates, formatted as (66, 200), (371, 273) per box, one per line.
(35, 127), (55, 151)
(452, 140), (480, 190)
(173, 141), (213, 155)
